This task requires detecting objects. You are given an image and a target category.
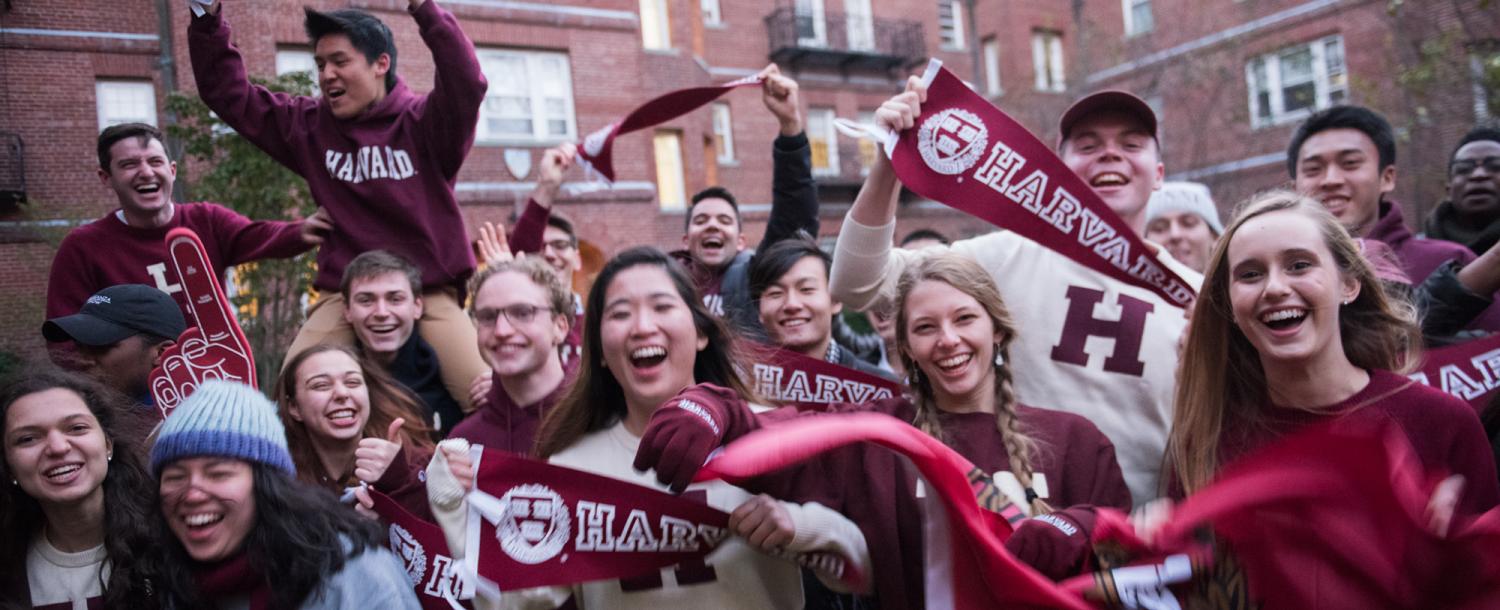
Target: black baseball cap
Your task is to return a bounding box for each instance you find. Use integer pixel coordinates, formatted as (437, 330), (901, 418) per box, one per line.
(1057, 90), (1159, 146)
(43, 284), (187, 346)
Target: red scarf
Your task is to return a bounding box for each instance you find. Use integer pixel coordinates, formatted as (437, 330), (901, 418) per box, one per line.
(192, 553), (272, 609)
(576, 75), (762, 182)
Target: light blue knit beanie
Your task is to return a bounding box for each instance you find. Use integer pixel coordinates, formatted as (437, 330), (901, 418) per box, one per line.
(149, 380), (295, 476)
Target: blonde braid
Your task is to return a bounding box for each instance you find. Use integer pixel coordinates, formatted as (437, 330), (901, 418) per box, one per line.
(993, 347), (1053, 516)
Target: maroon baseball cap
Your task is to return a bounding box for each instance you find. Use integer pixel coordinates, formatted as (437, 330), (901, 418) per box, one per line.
(1057, 90), (1159, 146)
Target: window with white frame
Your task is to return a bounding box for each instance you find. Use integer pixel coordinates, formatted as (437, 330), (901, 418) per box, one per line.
(711, 102), (735, 163)
(1123, 0), (1153, 37)
(475, 49), (576, 144)
(857, 110), (878, 174)
(795, 0), (827, 48)
(654, 130), (687, 210)
(641, 0), (671, 50)
(845, 0), (874, 52)
(1246, 35), (1346, 128)
(983, 36), (1002, 96)
(938, 0), (965, 50)
(95, 81), (157, 130)
(275, 48), (319, 94)
(808, 107), (840, 176)
(701, 0), (722, 25)
(1032, 30), (1065, 93)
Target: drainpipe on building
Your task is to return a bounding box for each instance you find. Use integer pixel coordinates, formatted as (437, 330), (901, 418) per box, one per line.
(965, 0), (982, 89)
(155, 0), (188, 201)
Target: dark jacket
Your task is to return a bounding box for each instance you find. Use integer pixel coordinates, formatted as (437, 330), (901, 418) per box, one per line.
(1423, 198), (1500, 256)
(1371, 201), (1500, 331)
(387, 334), (466, 438)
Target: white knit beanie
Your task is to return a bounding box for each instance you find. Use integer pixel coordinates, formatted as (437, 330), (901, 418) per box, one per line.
(149, 380), (294, 476)
(1146, 182), (1223, 235)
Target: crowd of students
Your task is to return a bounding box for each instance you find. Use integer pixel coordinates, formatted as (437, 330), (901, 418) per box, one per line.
(5, 0), (1500, 608)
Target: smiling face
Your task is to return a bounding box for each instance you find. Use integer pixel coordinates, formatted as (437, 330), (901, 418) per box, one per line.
(1294, 128), (1395, 237)
(159, 457), (255, 562)
(757, 255), (842, 359)
(541, 226), (583, 284)
(288, 350), (371, 444)
(1227, 209), (1359, 370)
(344, 271), (422, 363)
(1146, 210), (1218, 273)
(1449, 140), (1500, 221)
(1061, 110), (1164, 231)
(684, 198), (746, 270)
(98, 136), (175, 221)
(314, 33), (389, 120)
(76, 334), (165, 399)
(902, 280), (1002, 410)
(4, 388), (112, 511)
(474, 270), (566, 379)
(599, 265), (707, 416)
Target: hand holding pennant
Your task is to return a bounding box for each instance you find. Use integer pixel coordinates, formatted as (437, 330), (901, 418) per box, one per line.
(148, 228), (256, 418)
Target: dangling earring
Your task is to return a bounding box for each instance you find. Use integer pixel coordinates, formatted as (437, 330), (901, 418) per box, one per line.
(993, 347), (1005, 367)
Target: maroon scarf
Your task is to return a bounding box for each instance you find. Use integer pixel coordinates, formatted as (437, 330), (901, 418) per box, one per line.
(576, 75), (761, 182)
(192, 553), (271, 609)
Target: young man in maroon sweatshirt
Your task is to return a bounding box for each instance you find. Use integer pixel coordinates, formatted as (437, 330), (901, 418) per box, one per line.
(188, 0), (489, 410)
(45, 123), (320, 367)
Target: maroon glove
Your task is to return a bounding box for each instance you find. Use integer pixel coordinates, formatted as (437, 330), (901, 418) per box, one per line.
(1004, 508), (1097, 581)
(634, 383), (754, 493)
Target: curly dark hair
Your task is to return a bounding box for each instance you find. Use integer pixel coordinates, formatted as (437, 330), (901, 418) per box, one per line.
(155, 463), (385, 608)
(0, 368), (161, 608)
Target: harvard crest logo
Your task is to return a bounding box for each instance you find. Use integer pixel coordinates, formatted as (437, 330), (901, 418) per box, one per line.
(917, 108), (988, 175)
(388, 524), (427, 586)
(497, 484), (571, 565)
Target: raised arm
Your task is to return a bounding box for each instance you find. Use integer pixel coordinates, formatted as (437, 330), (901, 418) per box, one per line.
(213, 205), (319, 265)
(760, 64), (819, 249)
(826, 78), (926, 312)
(188, 2), (317, 173)
(508, 144), (576, 255)
(411, 0), (488, 179)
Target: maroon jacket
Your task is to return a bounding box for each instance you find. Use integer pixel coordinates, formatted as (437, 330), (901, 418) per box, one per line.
(450, 359), (578, 456)
(507, 199), (583, 359)
(46, 203), (307, 321)
(189, 0), (486, 293)
(1370, 201), (1500, 330)
(1170, 369), (1500, 515)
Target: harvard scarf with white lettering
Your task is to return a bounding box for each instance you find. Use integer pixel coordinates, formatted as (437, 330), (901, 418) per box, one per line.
(694, 412), (1090, 610)
(577, 75), (762, 182)
(867, 61), (1195, 309)
(461, 449), (862, 597)
(745, 343), (903, 410)
(370, 490), (474, 610)
(1410, 333), (1500, 410)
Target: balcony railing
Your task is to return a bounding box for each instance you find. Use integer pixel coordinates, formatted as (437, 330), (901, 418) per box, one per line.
(765, 7), (925, 72)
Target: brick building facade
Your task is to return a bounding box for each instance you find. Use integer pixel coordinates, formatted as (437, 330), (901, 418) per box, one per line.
(1, 0), (1495, 358)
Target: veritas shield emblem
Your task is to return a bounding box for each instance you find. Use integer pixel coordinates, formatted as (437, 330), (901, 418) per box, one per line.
(495, 484), (571, 565)
(388, 524), (427, 586)
(504, 149), (533, 180)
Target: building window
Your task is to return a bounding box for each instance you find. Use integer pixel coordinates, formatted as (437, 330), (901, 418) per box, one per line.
(983, 36), (1003, 96)
(654, 130), (687, 210)
(95, 81), (157, 130)
(938, 0), (965, 50)
(711, 102), (735, 163)
(275, 48), (319, 94)
(845, 0), (874, 52)
(1123, 0), (1153, 37)
(1031, 30), (1065, 93)
(1246, 35), (1346, 128)
(808, 107), (840, 176)
(701, 0), (722, 25)
(857, 110), (878, 175)
(474, 50), (576, 144)
(641, 0), (671, 50)
(795, 0), (827, 48)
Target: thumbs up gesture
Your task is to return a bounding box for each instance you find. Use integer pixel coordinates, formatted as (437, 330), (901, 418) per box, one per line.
(355, 418), (407, 485)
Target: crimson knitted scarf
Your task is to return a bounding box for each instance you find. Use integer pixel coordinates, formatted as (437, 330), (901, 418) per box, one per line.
(192, 553), (271, 609)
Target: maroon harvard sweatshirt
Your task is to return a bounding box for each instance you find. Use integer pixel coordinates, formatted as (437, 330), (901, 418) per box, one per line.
(188, 1), (487, 293)
(46, 203), (308, 321)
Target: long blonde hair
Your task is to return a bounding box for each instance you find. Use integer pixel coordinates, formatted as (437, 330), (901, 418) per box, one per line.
(1169, 189), (1420, 494)
(893, 253), (1052, 515)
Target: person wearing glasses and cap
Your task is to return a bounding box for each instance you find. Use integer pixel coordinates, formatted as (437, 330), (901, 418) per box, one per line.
(42, 284), (187, 407)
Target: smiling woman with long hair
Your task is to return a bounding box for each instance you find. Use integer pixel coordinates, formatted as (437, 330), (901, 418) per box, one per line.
(425, 246), (869, 610)
(0, 369), (161, 608)
(1168, 190), (1498, 511)
(150, 380), (420, 609)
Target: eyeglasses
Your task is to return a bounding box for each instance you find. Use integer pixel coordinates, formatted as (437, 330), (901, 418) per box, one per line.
(1452, 156), (1500, 177)
(544, 239), (576, 253)
(474, 303), (553, 327)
